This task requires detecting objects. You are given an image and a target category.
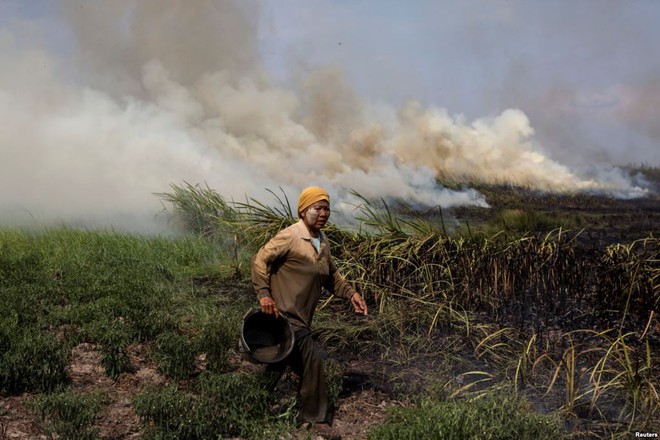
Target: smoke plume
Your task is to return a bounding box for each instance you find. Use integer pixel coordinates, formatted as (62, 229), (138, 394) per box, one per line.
(0, 0), (649, 231)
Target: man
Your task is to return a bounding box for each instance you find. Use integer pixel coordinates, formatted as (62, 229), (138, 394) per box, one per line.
(251, 186), (368, 428)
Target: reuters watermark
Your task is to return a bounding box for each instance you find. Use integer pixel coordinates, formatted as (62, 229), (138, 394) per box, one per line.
(635, 433), (658, 438)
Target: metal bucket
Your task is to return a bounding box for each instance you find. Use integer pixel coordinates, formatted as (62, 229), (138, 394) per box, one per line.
(239, 309), (294, 364)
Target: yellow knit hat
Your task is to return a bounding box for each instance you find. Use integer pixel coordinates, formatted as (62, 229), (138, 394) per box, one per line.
(297, 186), (330, 215)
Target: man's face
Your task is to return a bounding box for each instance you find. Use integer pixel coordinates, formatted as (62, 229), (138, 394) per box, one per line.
(302, 200), (330, 231)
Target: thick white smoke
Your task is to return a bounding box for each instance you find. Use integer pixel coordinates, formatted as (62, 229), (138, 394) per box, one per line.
(0, 1), (648, 231)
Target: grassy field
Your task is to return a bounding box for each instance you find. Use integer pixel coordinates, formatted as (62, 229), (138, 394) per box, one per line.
(1, 177), (658, 439)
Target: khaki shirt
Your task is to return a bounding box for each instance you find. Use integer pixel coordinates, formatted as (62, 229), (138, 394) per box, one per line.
(251, 219), (357, 330)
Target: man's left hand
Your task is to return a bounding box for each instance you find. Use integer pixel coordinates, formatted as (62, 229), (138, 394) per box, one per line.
(351, 292), (368, 315)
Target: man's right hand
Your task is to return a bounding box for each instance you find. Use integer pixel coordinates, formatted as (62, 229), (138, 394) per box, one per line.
(259, 296), (280, 318)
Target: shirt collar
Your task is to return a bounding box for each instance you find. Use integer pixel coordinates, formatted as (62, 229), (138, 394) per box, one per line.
(294, 219), (325, 241)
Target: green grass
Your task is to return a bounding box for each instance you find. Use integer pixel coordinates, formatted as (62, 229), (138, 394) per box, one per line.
(0, 227), (251, 389)
(31, 389), (108, 440)
(154, 330), (196, 380)
(368, 388), (562, 440)
(0, 327), (68, 394)
(133, 372), (287, 440)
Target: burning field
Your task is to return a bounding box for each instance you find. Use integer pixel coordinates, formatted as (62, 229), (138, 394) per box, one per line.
(1, 1), (659, 438)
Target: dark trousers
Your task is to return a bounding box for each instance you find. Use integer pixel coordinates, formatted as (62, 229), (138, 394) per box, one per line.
(262, 330), (328, 423)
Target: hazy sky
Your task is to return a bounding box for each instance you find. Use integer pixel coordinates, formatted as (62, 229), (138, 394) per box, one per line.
(0, 1), (657, 230)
